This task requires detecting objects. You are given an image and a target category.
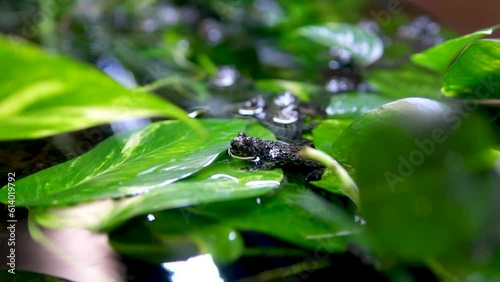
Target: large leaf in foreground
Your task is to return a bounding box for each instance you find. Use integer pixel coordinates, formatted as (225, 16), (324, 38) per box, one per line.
(332, 97), (498, 261)
(331, 98), (451, 166)
(0, 36), (198, 140)
(32, 156), (282, 231)
(298, 23), (383, 66)
(0, 119), (275, 207)
(411, 25), (498, 73)
(443, 39), (500, 98)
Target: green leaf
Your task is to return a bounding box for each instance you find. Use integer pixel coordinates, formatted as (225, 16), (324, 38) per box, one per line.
(0, 119), (277, 207)
(332, 97), (498, 260)
(32, 156), (282, 231)
(298, 23), (384, 66)
(0, 36), (199, 141)
(312, 119), (352, 153)
(411, 25), (499, 73)
(110, 212), (244, 264)
(255, 79), (321, 101)
(443, 39), (500, 98)
(325, 92), (392, 119)
(194, 184), (359, 252)
(331, 98), (452, 166)
(366, 64), (443, 99)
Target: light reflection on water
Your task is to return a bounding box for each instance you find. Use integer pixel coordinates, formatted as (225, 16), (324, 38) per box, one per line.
(210, 174), (239, 183)
(245, 180), (280, 188)
(162, 254), (224, 282)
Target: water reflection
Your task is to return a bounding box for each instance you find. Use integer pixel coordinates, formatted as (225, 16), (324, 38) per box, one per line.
(162, 254), (223, 282)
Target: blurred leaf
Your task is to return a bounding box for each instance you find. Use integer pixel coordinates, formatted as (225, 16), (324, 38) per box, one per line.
(32, 156), (282, 231)
(0, 120), (277, 207)
(0, 36), (199, 140)
(255, 79), (320, 101)
(298, 23), (383, 66)
(443, 39), (500, 98)
(312, 119), (352, 153)
(325, 92), (392, 119)
(332, 98), (452, 165)
(333, 97), (497, 261)
(367, 64), (442, 99)
(411, 25), (499, 73)
(310, 168), (344, 196)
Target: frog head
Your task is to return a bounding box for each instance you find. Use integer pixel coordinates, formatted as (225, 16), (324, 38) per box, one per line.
(228, 132), (258, 161)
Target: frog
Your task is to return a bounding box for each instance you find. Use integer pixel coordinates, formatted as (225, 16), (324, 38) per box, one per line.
(228, 132), (325, 180)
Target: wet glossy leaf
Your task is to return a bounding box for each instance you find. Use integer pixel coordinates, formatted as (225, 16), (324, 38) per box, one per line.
(325, 92), (392, 119)
(32, 156), (282, 231)
(298, 23), (383, 66)
(443, 39), (500, 98)
(332, 97), (498, 260)
(0, 36), (198, 141)
(411, 25), (499, 73)
(0, 119), (277, 207)
(366, 64), (442, 99)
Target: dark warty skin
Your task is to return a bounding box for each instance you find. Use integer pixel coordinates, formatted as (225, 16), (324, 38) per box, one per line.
(228, 132), (325, 180)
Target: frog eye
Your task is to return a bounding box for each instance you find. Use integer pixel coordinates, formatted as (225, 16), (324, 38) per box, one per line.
(237, 132), (247, 138)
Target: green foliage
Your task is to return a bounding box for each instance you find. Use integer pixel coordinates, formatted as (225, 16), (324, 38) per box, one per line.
(366, 64), (443, 99)
(31, 153), (282, 231)
(190, 183), (358, 253)
(443, 39), (500, 98)
(312, 119), (352, 153)
(1, 0), (499, 279)
(298, 23), (384, 66)
(0, 36), (198, 141)
(110, 212), (245, 264)
(110, 184), (359, 264)
(325, 92), (393, 119)
(2, 120), (270, 206)
(330, 97), (498, 276)
(411, 25), (499, 73)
